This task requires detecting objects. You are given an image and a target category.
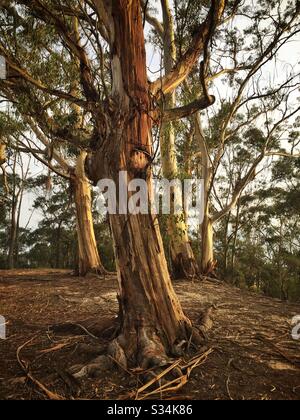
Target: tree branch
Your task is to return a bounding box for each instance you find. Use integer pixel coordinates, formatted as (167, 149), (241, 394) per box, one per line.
(141, 0), (164, 39)
(0, 46), (88, 107)
(212, 154), (264, 224)
(266, 151), (300, 158)
(162, 95), (215, 122)
(15, 0), (100, 102)
(150, 0), (226, 96)
(11, 135), (71, 180)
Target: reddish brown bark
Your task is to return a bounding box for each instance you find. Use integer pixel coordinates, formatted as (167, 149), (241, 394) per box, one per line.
(86, 0), (197, 368)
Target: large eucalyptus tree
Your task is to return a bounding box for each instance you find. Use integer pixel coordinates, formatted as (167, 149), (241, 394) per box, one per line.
(4, 0), (297, 372)
(0, 0), (226, 368)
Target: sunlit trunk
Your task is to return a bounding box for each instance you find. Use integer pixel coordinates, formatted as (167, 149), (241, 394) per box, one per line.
(160, 125), (199, 278)
(8, 197), (17, 269)
(231, 201), (241, 273)
(73, 152), (105, 276)
(7, 154), (17, 269)
(201, 208), (215, 274)
(222, 213), (231, 274)
(194, 113), (216, 274)
(0, 143), (6, 165)
(160, 0), (199, 279)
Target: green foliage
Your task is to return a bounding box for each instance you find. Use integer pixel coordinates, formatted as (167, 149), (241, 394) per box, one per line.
(214, 154), (300, 302)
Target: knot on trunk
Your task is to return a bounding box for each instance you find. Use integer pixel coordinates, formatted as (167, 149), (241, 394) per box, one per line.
(129, 146), (152, 177)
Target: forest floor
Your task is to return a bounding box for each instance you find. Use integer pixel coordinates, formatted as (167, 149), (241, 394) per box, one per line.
(0, 269), (299, 400)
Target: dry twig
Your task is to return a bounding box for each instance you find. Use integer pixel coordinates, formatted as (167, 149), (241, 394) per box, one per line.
(16, 337), (65, 400)
(133, 348), (214, 400)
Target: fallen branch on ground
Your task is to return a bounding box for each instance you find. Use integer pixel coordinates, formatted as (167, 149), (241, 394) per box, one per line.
(49, 322), (99, 340)
(16, 337), (65, 400)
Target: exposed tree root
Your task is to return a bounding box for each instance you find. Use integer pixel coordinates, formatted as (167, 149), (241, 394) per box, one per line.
(72, 266), (110, 278)
(68, 280), (213, 382)
(254, 334), (300, 368)
(70, 334), (170, 380)
(55, 367), (81, 396)
(172, 253), (200, 281)
(70, 321), (210, 383)
(202, 260), (218, 278)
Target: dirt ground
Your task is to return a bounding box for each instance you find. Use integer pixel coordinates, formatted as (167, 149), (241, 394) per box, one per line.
(0, 269), (299, 400)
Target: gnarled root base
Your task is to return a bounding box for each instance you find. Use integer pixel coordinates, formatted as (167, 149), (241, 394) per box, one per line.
(108, 327), (170, 371)
(70, 320), (211, 382)
(172, 253), (200, 281)
(201, 259), (218, 278)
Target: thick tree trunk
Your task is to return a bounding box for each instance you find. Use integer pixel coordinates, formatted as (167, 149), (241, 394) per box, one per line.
(73, 152), (105, 276)
(231, 201), (241, 273)
(222, 212), (231, 274)
(109, 212), (193, 367)
(7, 154), (18, 269)
(160, 0), (199, 279)
(85, 0), (198, 369)
(0, 143), (6, 165)
(161, 123), (199, 279)
(194, 114), (216, 275)
(55, 219), (63, 268)
(201, 209), (215, 275)
(8, 197), (17, 269)
(14, 185), (24, 267)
